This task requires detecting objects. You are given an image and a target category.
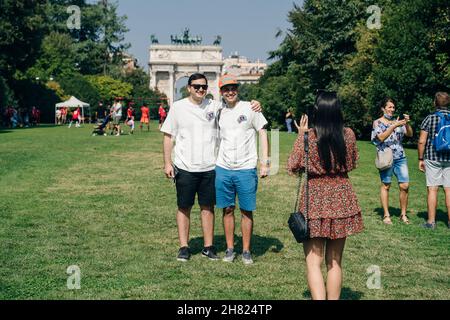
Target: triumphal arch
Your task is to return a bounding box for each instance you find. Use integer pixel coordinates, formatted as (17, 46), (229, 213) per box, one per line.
(149, 29), (224, 106)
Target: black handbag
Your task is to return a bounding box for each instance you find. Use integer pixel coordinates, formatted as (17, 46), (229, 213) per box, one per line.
(288, 131), (310, 243)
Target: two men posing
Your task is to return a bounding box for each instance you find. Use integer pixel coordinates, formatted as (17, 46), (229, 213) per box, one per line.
(161, 73), (269, 264)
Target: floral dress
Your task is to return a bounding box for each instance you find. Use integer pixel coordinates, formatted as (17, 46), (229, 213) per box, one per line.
(287, 128), (364, 239)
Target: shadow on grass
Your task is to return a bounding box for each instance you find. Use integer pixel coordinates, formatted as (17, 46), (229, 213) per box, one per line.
(302, 287), (364, 300)
(374, 207), (403, 219)
(189, 234), (284, 257)
(418, 210), (449, 224)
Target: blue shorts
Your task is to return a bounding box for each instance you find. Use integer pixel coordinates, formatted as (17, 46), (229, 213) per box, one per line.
(215, 166), (258, 212)
(379, 157), (409, 184)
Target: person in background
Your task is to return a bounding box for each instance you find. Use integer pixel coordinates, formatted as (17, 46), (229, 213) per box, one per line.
(286, 108), (294, 133)
(68, 107), (81, 128)
(287, 91), (363, 300)
(140, 103), (150, 132)
(125, 104), (135, 134)
(56, 108), (62, 125)
(371, 97), (413, 225)
(158, 103), (167, 130)
(61, 107), (67, 125)
(112, 99), (122, 136)
(418, 91), (450, 229)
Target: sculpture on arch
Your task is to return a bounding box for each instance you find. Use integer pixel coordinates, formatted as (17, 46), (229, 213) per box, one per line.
(182, 28), (190, 44)
(170, 29), (204, 46)
(150, 34), (159, 44)
(213, 35), (222, 46)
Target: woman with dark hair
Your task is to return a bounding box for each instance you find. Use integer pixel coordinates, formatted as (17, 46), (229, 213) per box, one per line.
(371, 98), (413, 225)
(287, 91), (364, 300)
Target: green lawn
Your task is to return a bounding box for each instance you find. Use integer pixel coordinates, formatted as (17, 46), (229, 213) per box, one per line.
(0, 123), (449, 300)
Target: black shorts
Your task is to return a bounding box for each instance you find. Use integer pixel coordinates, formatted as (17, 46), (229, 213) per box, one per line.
(175, 168), (215, 208)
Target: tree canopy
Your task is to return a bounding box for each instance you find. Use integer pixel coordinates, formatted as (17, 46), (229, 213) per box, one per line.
(241, 0), (450, 138)
(0, 0), (165, 123)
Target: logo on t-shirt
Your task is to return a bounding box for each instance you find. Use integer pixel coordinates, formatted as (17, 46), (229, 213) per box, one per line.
(206, 112), (215, 121)
(237, 115), (248, 124)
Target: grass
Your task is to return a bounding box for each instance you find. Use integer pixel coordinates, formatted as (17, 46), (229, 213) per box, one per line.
(0, 123), (449, 300)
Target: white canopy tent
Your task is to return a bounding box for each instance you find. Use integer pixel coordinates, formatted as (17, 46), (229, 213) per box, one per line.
(55, 96), (90, 124)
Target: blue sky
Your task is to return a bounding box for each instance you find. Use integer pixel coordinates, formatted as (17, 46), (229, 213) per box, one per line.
(115, 0), (304, 70)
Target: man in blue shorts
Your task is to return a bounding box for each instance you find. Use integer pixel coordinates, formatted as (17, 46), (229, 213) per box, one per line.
(215, 74), (269, 264)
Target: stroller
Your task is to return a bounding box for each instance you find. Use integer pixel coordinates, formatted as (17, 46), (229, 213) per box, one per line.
(91, 114), (111, 136)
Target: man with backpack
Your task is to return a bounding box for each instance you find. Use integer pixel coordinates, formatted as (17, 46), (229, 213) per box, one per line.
(418, 91), (450, 229)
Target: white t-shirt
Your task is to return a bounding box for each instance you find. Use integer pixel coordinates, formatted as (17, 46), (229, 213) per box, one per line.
(160, 98), (221, 172)
(216, 101), (268, 170)
(113, 103), (122, 117)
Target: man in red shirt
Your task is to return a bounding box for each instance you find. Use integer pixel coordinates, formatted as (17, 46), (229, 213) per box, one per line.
(158, 103), (167, 130)
(140, 103), (150, 132)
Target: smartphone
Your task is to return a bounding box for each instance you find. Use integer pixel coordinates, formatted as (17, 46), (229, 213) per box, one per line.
(398, 114), (405, 120)
(172, 165), (179, 184)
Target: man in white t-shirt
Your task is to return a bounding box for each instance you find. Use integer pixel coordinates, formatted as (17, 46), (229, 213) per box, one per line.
(161, 73), (261, 262)
(112, 99), (122, 136)
(215, 74), (269, 265)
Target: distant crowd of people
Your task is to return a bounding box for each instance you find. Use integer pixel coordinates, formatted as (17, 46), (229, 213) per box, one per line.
(55, 99), (168, 136)
(88, 99), (168, 136)
(2, 106), (40, 128)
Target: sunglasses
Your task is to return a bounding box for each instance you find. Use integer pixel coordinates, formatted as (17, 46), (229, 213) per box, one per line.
(190, 84), (208, 91)
(221, 85), (238, 93)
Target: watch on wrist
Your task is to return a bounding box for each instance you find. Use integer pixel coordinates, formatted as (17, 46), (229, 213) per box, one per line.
(419, 157), (424, 161)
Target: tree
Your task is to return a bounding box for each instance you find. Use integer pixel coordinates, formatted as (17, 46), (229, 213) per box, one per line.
(59, 73), (101, 108)
(42, 0), (129, 75)
(368, 0), (450, 134)
(0, 0), (47, 109)
(0, 0), (47, 78)
(86, 75), (132, 103)
(26, 32), (78, 81)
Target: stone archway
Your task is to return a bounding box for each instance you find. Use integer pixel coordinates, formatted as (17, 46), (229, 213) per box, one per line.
(149, 45), (223, 106)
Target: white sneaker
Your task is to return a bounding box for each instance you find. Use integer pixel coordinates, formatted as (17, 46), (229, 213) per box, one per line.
(242, 251), (254, 265)
(222, 248), (236, 263)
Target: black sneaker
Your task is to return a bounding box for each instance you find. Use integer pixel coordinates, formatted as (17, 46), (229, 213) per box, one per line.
(201, 246), (219, 260)
(177, 246), (191, 262)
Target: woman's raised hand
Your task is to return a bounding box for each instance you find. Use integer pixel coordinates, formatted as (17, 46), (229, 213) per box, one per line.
(298, 114), (309, 132)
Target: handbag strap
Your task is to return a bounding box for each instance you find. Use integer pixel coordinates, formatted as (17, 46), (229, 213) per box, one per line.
(293, 131), (309, 219)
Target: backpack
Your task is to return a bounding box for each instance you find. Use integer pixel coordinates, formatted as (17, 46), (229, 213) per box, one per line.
(433, 111), (450, 152)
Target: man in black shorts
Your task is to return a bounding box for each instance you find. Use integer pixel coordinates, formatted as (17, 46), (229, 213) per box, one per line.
(161, 74), (220, 262)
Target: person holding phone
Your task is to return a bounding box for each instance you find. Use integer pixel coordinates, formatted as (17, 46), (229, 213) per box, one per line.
(371, 97), (413, 225)
(287, 91), (363, 300)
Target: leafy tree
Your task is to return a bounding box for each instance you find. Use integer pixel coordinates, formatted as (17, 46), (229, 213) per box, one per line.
(86, 75), (132, 103)
(0, 0), (47, 78)
(0, 0), (47, 110)
(59, 73), (101, 108)
(368, 0), (450, 135)
(26, 32), (78, 81)
(42, 0), (129, 75)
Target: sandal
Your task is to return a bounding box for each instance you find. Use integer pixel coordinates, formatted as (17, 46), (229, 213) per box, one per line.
(400, 215), (410, 224)
(383, 215), (393, 225)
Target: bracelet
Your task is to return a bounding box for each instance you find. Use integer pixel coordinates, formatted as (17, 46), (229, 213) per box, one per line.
(418, 158), (424, 161)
